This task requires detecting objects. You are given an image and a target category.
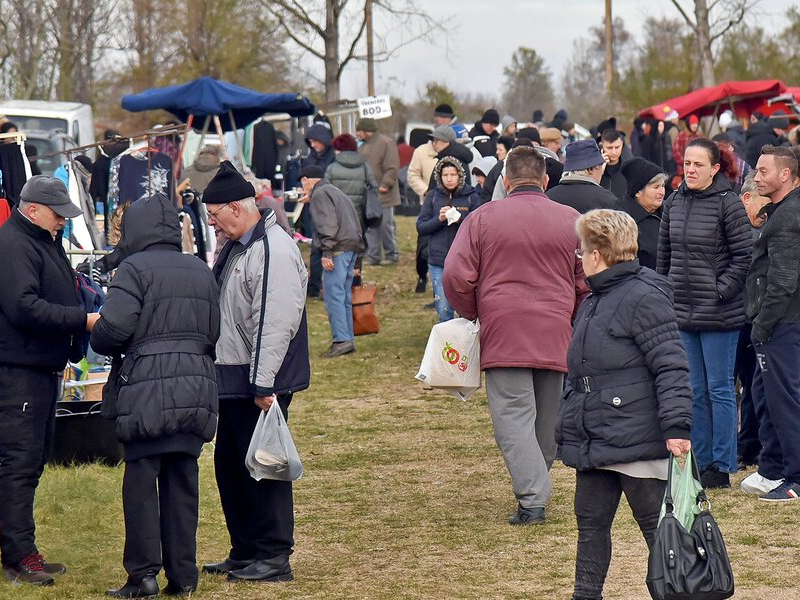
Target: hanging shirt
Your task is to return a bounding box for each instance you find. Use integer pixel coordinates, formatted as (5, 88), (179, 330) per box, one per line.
(117, 151), (175, 205)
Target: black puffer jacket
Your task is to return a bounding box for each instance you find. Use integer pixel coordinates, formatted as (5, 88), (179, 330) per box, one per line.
(546, 176), (619, 214)
(745, 187), (800, 342)
(416, 157), (480, 267)
(91, 194), (220, 460)
(657, 173), (751, 331)
(556, 262), (692, 470)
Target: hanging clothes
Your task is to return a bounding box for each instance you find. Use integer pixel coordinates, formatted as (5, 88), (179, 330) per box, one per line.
(90, 140), (128, 224)
(109, 149), (175, 209)
(251, 120), (279, 180)
(0, 141), (28, 205)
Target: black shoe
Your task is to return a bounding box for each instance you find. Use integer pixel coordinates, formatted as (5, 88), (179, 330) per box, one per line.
(163, 582), (197, 596)
(106, 575), (159, 598)
(415, 278), (427, 293)
(322, 341), (355, 358)
(424, 301), (436, 310)
(3, 554), (55, 586)
(508, 504), (546, 525)
(228, 555), (293, 582)
(201, 557), (254, 575)
(737, 456), (758, 471)
(700, 467), (731, 489)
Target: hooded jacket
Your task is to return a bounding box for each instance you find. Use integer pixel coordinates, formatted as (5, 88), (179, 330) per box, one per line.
(745, 187), (800, 342)
(303, 123), (336, 171)
(657, 173), (751, 331)
(309, 178), (365, 259)
(182, 150), (221, 193)
(416, 157), (481, 267)
(0, 209), (87, 370)
(429, 142), (473, 191)
(325, 151), (378, 213)
(556, 262), (692, 470)
(90, 194), (220, 460)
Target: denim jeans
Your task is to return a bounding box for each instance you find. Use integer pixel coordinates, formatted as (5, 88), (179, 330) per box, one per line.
(680, 329), (739, 473)
(322, 251), (356, 342)
(428, 264), (454, 322)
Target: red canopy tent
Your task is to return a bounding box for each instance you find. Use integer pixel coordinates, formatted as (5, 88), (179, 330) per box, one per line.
(638, 79), (788, 120)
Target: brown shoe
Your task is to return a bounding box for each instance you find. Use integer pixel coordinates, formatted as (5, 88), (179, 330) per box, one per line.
(322, 341), (355, 358)
(43, 557), (67, 575)
(3, 554), (55, 586)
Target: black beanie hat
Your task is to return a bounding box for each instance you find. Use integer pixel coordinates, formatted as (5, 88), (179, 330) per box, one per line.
(481, 109), (500, 126)
(517, 127), (541, 144)
(532, 109), (544, 123)
(434, 103), (455, 118)
(202, 160), (255, 204)
(620, 157), (663, 199)
(299, 164), (325, 180)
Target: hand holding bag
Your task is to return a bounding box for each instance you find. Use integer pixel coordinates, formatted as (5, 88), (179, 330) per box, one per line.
(245, 400), (303, 482)
(646, 452), (734, 600)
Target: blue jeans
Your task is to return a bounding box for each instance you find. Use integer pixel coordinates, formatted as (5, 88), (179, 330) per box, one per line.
(680, 329), (739, 473)
(322, 252), (356, 342)
(428, 264), (454, 323)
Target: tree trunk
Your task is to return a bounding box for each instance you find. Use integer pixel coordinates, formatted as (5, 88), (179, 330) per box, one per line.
(323, 0), (340, 103)
(693, 0), (716, 87)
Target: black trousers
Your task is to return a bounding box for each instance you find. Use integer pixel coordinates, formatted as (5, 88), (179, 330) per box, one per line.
(215, 395), (294, 561)
(735, 324), (761, 463)
(0, 365), (57, 567)
(122, 453), (199, 587)
(573, 469), (665, 600)
(415, 234), (429, 281)
(751, 323), (800, 482)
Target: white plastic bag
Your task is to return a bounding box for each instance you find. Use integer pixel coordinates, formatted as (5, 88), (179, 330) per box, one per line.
(245, 400), (303, 481)
(415, 318), (481, 400)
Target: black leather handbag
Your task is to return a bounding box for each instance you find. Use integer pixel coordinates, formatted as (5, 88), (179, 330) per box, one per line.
(646, 453), (735, 600)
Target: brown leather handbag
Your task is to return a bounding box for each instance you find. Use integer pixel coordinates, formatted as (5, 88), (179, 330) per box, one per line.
(352, 284), (380, 336)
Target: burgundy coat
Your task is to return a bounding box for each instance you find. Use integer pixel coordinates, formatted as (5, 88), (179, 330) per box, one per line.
(443, 185), (589, 372)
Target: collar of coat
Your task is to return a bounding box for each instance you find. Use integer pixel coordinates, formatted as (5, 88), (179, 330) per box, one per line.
(587, 259), (641, 294)
(559, 173), (600, 186)
(212, 208), (276, 282)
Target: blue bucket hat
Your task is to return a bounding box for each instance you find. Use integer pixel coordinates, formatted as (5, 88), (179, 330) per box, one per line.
(563, 139), (605, 172)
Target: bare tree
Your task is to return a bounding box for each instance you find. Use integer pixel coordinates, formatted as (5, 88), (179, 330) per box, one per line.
(669, 0), (759, 88)
(262, 0), (445, 103)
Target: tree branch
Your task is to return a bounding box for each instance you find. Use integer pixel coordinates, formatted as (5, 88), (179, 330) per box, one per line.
(337, 8), (367, 75)
(669, 0), (699, 33)
(276, 13), (324, 59)
(264, 0), (325, 37)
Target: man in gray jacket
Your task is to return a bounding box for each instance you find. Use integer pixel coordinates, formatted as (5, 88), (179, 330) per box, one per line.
(300, 164), (364, 357)
(200, 161), (310, 582)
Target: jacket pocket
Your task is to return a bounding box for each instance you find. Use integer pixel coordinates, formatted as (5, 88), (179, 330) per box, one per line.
(595, 381), (659, 447)
(236, 323), (254, 354)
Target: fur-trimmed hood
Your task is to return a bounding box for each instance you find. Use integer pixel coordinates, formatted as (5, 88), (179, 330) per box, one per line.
(433, 156), (467, 193)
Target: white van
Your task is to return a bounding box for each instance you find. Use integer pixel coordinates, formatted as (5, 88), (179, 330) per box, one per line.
(0, 100), (96, 157)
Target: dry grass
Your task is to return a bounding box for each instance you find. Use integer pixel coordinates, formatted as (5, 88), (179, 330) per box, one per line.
(18, 216), (800, 598)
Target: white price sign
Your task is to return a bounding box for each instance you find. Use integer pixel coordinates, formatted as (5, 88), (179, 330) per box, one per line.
(357, 95), (392, 119)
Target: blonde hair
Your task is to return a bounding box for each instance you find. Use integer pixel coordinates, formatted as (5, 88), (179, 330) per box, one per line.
(108, 201), (131, 246)
(576, 209), (638, 265)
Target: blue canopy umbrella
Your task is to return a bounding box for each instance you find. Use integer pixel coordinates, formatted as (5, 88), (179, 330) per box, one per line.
(121, 76), (315, 131)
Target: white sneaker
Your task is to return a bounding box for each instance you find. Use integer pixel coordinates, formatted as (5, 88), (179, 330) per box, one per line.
(740, 471), (784, 495)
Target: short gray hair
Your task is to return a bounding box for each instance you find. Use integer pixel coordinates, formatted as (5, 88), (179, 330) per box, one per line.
(740, 172), (758, 196)
(17, 200), (32, 212)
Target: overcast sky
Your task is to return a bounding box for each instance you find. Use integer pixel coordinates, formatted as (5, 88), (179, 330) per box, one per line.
(336, 0), (796, 103)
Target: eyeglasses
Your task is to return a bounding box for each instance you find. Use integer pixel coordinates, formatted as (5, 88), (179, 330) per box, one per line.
(207, 203), (232, 219)
(575, 248), (588, 259)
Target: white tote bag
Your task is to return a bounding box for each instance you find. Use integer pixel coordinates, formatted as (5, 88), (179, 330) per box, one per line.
(415, 318), (481, 400)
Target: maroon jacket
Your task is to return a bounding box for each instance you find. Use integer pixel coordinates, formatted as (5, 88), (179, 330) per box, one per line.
(443, 185), (589, 372)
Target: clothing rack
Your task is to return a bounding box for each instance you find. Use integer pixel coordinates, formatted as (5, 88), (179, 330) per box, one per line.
(0, 131), (27, 143)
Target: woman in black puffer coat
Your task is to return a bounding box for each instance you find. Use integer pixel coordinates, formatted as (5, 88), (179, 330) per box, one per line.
(657, 138), (751, 489)
(558, 209), (692, 600)
(90, 193), (220, 598)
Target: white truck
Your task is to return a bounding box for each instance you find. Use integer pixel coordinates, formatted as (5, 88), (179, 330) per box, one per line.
(0, 100), (96, 157)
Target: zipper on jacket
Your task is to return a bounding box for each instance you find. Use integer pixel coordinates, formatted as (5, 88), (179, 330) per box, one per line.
(680, 192), (695, 321)
(236, 323), (254, 353)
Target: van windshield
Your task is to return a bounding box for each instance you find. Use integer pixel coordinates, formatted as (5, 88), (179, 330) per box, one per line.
(3, 115), (68, 134)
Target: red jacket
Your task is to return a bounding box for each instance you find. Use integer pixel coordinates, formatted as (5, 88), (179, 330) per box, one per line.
(443, 186), (589, 372)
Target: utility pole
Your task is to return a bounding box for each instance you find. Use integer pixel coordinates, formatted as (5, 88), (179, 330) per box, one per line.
(366, 0), (375, 96)
(605, 0), (613, 94)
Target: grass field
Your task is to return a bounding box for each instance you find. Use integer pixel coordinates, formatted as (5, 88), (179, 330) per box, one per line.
(20, 216), (800, 599)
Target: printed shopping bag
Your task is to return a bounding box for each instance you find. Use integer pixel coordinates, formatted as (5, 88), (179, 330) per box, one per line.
(415, 318), (480, 400)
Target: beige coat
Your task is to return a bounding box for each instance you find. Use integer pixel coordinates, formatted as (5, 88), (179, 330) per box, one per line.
(407, 142), (438, 199)
(358, 132), (401, 207)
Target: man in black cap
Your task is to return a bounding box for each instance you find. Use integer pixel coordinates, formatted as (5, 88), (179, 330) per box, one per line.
(432, 103), (468, 140)
(200, 161), (310, 582)
(428, 125), (472, 182)
(547, 140), (619, 213)
(0, 176), (96, 586)
(469, 108), (501, 140)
